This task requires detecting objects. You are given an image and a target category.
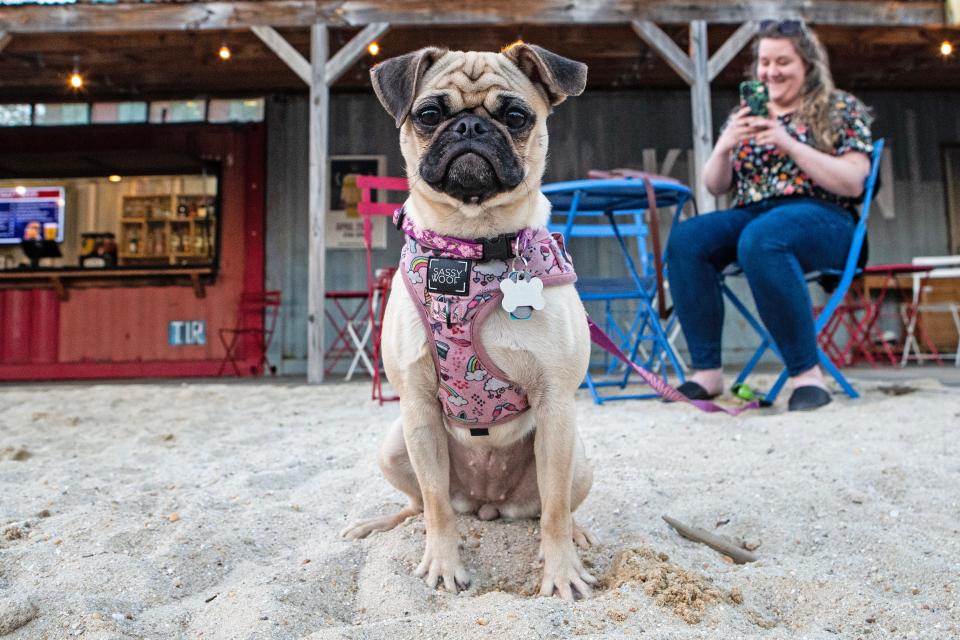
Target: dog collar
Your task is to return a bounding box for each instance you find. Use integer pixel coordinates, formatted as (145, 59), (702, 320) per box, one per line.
(393, 207), (535, 262)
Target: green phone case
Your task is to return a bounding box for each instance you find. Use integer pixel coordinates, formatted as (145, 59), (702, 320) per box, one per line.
(739, 80), (769, 117)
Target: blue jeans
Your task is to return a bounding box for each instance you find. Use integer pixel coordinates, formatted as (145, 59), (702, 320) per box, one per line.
(666, 197), (855, 376)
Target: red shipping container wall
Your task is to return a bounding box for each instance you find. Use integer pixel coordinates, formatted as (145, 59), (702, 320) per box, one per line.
(0, 123), (266, 381)
(0, 289), (59, 364)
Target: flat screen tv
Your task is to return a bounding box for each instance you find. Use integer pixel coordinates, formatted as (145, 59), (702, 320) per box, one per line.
(0, 186), (66, 245)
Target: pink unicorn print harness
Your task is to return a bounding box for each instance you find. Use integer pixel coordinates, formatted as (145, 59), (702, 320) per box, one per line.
(394, 208), (577, 435)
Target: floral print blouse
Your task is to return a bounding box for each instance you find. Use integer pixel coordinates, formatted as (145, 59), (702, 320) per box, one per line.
(728, 91), (873, 212)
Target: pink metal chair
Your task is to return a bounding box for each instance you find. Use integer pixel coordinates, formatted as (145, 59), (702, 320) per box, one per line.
(353, 174), (409, 403)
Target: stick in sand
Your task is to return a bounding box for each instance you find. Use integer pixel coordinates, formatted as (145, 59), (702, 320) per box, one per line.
(662, 515), (759, 564)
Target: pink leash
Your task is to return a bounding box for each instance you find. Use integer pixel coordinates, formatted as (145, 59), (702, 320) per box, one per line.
(587, 318), (759, 416)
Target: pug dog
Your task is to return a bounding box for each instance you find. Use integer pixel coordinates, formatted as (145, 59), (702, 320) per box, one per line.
(340, 44), (596, 601)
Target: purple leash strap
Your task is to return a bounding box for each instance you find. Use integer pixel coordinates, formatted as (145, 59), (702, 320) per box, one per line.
(587, 317), (759, 416)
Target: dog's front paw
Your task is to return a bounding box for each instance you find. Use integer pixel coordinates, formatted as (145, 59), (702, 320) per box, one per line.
(415, 533), (471, 593)
(539, 539), (596, 601)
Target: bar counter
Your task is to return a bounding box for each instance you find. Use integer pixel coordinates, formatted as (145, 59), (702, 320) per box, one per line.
(0, 266), (215, 300)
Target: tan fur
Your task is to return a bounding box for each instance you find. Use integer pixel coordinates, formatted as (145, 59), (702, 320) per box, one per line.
(341, 48), (595, 601)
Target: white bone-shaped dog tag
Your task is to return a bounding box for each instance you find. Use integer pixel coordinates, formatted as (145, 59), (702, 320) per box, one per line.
(500, 271), (545, 319)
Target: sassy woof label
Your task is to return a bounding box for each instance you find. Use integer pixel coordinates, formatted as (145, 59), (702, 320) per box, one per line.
(427, 257), (471, 295)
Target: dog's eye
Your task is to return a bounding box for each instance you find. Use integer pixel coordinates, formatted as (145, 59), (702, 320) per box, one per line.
(416, 106), (442, 127)
(504, 109), (528, 129)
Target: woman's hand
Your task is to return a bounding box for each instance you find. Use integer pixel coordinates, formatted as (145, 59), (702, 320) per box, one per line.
(715, 106), (757, 153)
(704, 106), (759, 195)
(748, 116), (797, 154)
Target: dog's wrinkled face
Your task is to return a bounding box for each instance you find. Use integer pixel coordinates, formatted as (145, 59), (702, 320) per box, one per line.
(412, 73), (530, 205)
(371, 44), (587, 212)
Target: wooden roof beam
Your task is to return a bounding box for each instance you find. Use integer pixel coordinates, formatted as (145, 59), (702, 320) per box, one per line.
(252, 22), (390, 87)
(0, 1), (946, 33)
(327, 1), (946, 27)
(707, 20), (757, 81)
(0, 2), (317, 33)
(325, 22), (390, 85)
(632, 21), (694, 85)
(252, 26), (311, 85)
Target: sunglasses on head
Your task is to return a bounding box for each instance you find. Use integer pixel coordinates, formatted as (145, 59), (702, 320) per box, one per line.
(758, 19), (804, 36)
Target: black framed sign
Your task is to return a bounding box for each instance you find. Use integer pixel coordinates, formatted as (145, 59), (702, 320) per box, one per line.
(327, 155), (387, 250)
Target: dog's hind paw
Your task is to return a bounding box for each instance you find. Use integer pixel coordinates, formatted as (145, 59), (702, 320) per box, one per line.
(339, 506), (420, 540)
(572, 519), (597, 549)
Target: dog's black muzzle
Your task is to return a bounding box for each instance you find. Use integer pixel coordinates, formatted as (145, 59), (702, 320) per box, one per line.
(420, 114), (525, 204)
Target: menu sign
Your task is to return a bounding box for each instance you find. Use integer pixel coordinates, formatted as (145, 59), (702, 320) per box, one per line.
(0, 187), (65, 245)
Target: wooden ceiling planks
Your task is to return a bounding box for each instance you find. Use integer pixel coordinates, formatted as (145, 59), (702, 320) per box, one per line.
(0, 22), (958, 101)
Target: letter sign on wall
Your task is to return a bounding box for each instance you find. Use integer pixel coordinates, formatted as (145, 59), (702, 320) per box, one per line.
(168, 320), (207, 346)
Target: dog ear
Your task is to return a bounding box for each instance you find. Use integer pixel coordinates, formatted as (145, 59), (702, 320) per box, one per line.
(501, 43), (587, 106)
(370, 47), (448, 127)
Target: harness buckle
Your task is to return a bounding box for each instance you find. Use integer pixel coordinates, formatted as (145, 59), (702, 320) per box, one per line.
(479, 233), (517, 261)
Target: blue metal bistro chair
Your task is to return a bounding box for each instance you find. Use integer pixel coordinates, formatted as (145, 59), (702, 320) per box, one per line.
(542, 178), (693, 403)
(721, 138), (885, 403)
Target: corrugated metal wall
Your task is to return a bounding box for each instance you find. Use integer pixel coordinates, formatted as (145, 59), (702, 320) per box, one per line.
(0, 289), (58, 363)
(266, 89), (960, 374)
(265, 94), (407, 374)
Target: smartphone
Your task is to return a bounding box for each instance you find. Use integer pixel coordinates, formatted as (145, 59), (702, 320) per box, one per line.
(739, 80), (769, 117)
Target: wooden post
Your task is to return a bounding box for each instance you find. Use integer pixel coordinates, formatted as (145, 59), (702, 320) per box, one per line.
(689, 20), (716, 213)
(307, 23), (329, 384)
(635, 20), (757, 213)
(254, 22), (389, 383)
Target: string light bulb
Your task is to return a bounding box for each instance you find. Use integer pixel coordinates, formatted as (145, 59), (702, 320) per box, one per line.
(108, 175), (122, 183)
(941, 41), (954, 57)
(68, 54), (83, 90)
(367, 42), (380, 56)
(218, 45), (232, 61)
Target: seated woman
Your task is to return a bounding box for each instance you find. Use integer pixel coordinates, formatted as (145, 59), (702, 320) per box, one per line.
(666, 20), (873, 411)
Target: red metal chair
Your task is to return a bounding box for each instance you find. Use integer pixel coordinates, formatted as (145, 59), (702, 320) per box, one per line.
(217, 290), (281, 376)
(353, 174), (409, 403)
(323, 290), (375, 378)
(816, 263), (936, 367)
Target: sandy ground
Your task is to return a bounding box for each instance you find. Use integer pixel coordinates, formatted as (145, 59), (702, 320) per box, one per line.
(1, 375), (958, 640)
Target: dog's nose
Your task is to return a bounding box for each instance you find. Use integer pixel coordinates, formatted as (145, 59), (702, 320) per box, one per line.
(452, 115), (490, 138)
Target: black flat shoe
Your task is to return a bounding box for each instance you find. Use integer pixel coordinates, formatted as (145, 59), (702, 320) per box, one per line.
(673, 381), (720, 401)
(787, 385), (832, 412)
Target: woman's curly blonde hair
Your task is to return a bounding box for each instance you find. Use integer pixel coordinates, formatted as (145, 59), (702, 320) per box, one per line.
(749, 21), (868, 152)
